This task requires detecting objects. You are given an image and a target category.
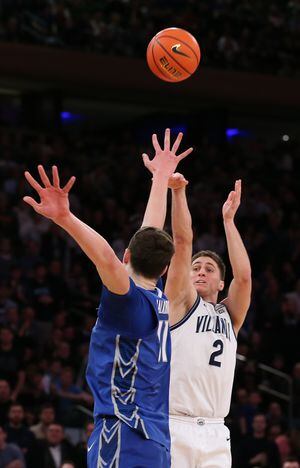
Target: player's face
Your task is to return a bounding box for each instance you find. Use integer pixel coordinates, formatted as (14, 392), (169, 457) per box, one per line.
(191, 256), (224, 299)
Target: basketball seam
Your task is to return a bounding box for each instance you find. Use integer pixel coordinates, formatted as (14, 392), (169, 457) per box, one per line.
(151, 41), (176, 82)
(155, 38), (192, 77)
(157, 34), (200, 64)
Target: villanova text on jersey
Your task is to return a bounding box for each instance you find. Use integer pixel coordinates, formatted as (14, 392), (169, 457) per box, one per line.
(195, 314), (232, 341)
(86, 279), (171, 466)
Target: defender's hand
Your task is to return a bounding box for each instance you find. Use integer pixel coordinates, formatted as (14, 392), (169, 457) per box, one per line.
(23, 165), (76, 223)
(142, 128), (193, 177)
(222, 179), (241, 222)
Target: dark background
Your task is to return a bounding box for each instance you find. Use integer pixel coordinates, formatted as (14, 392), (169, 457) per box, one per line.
(0, 1), (299, 467)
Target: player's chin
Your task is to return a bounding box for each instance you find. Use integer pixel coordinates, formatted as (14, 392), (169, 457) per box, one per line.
(194, 283), (207, 293)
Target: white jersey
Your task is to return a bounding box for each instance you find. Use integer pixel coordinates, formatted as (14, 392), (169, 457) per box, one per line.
(169, 295), (237, 418)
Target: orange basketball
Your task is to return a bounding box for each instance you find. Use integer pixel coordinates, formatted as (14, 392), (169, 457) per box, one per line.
(146, 27), (201, 82)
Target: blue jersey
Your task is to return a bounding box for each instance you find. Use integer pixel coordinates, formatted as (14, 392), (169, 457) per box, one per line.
(86, 278), (171, 450)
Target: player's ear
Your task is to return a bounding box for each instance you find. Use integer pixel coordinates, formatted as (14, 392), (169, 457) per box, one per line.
(218, 280), (225, 292)
(123, 248), (131, 265)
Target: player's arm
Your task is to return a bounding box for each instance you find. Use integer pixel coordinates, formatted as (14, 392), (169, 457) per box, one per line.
(221, 180), (252, 334)
(142, 129), (193, 229)
(23, 165), (130, 294)
(165, 175), (198, 326)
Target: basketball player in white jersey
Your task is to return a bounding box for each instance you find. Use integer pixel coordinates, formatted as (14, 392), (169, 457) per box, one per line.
(165, 176), (252, 467)
(142, 151), (251, 466)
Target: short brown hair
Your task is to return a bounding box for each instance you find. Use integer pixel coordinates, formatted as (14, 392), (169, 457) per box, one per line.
(192, 250), (226, 280)
(128, 227), (174, 279)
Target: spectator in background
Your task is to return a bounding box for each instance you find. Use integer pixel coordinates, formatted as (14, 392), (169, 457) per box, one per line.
(42, 359), (62, 395)
(27, 263), (55, 323)
(18, 306), (39, 347)
(52, 342), (74, 368)
(0, 425), (25, 468)
(3, 305), (20, 334)
(267, 402), (288, 431)
(53, 367), (92, 428)
(0, 380), (13, 426)
(5, 403), (35, 455)
(236, 413), (281, 468)
(0, 283), (16, 323)
(19, 367), (50, 409)
(30, 404), (56, 440)
(8, 266), (27, 307)
(26, 422), (75, 468)
(276, 433), (293, 465)
(282, 456), (300, 468)
(61, 462), (76, 468)
(0, 327), (25, 401)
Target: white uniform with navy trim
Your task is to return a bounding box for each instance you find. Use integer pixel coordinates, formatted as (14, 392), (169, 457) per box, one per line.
(169, 296), (236, 468)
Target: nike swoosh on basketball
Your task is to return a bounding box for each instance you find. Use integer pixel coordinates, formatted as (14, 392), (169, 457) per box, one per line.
(171, 44), (190, 58)
(87, 440), (96, 452)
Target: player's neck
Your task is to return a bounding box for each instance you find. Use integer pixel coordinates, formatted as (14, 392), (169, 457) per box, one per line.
(130, 270), (156, 290)
(202, 292), (218, 304)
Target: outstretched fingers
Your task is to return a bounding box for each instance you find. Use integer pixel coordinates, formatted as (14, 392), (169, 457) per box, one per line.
(142, 153), (154, 173)
(62, 176), (76, 193)
(235, 179), (242, 201)
(152, 133), (161, 153)
(52, 166), (60, 188)
(227, 191), (235, 203)
(164, 128), (170, 151)
(24, 171), (43, 193)
(171, 132), (183, 154)
(38, 165), (51, 187)
(177, 147), (193, 161)
(23, 196), (40, 211)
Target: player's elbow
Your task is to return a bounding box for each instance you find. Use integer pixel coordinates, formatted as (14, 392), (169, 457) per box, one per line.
(235, 271), (252, 285)
(95, 249), (118, 271)
(174, 231), (193, 245)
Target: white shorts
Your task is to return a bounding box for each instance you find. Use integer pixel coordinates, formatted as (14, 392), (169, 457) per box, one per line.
(170, 415), (232, 468)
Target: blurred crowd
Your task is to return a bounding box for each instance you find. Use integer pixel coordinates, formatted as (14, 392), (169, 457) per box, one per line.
(0, 121), (299, 467)
(0, 0), (300, 76)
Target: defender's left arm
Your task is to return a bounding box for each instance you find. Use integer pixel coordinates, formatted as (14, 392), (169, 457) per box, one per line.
(221, 180), (252, 334)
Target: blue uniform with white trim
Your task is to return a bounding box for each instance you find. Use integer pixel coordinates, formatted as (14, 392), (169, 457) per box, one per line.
(86, 278), (171, 467)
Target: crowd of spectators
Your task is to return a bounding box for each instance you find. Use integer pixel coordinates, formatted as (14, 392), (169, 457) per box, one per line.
(0, 0), (300, 76)
(0, 120), (299, 467)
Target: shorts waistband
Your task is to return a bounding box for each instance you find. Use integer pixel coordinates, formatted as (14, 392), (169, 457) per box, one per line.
(170, 415), (224, 425)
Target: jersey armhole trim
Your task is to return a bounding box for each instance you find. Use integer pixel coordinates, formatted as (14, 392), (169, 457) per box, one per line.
(192, 299), (238, 342)
(216, 301), (238, 342)
(170, 295), (201, 331)
(226, 308), (237, 342)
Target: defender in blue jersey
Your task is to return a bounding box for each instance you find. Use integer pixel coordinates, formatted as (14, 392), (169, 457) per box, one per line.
(23, 129), (193, 467)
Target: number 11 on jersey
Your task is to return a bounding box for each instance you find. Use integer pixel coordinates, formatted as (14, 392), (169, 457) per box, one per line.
(157, 320), (168, 362)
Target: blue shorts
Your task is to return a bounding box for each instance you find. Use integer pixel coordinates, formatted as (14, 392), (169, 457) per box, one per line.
(87, 416), (170, 468)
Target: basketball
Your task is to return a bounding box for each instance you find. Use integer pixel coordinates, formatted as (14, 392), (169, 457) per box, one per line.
(146, 27), (201, 82)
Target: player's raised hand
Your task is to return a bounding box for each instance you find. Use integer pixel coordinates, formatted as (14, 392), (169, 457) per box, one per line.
(168, 172), (189, 190)
(142, 128), (193, 177)
(23, 165), (76, 222)
(222, 179), (242, 222)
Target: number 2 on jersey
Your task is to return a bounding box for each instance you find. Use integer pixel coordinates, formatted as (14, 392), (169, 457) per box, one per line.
(209, 339), (224, 367)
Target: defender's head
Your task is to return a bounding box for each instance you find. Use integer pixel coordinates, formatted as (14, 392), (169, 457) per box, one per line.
(125, 227), (174, 280)
(191, 250), (225, 298)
